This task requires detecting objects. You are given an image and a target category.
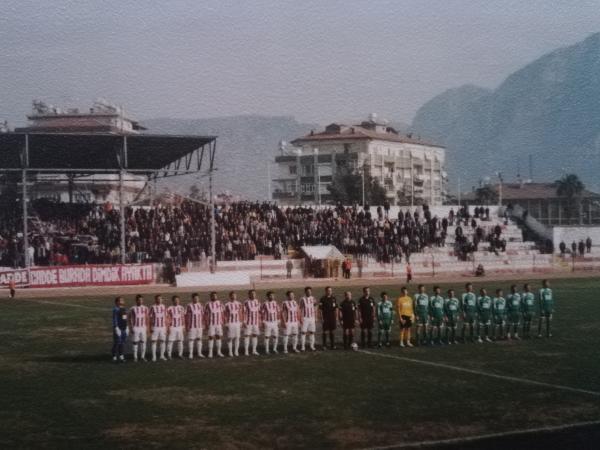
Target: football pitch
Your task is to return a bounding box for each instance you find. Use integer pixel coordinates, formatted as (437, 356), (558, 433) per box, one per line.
(1, 277), (600, 449)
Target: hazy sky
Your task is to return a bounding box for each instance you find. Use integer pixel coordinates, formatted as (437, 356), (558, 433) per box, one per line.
(2, 1), (600, 126)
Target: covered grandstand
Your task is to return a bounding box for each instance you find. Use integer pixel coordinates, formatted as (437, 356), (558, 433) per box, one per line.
(0, 131), (217, 272)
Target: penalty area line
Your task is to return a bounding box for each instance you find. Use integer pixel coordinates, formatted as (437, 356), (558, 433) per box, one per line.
(361, 419), (600, 450)
(358, 350), (600, 397)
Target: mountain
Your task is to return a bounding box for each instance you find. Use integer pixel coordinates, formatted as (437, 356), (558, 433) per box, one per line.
(143, 115), (315, 199)
(412, 32), (600, 192)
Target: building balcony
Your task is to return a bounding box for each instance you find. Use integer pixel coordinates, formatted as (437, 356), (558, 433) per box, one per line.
(272, 190), (297, 199)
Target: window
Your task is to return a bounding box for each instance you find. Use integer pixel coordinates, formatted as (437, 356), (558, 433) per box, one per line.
(302, 165), (313, 176)
(289, 165), (297, 175)
(301, 183), (315, 194)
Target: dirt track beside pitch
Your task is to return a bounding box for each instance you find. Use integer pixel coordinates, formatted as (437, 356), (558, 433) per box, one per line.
(4, 268), (599, 300)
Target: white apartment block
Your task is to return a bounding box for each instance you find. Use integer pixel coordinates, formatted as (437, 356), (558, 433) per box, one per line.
(272, 114), (447, 205)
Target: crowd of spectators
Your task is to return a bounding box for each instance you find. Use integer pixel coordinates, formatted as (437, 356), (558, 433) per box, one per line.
(0, 200), (508, 269)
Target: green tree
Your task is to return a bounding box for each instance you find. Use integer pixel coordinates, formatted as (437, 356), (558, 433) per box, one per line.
(475, 185), (498, 205)
(556, 173), (585, 223)
(327, 165), (387, 205)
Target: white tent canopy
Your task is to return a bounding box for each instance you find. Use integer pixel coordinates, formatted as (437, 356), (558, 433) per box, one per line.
(301, 245), (345, 260)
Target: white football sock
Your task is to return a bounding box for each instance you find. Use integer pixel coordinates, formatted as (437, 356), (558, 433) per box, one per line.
(283, 335), (289, 351)
(159, 341), (166, 358)
(188, 340), (194, 357)
(167, 341), (173, 358)
(244, 336), (250, 354)
(132, 343), (138, 360)
(252, 336), (258, 352)
(140, 341), (146, 358)
(178, 341), (183, 357)
(216, 339), (222, 354)
(151, 342), (157, 360)
(292, 334), (298, 350)
(208, 339), (214, 357)
(310, 334), (315, 348)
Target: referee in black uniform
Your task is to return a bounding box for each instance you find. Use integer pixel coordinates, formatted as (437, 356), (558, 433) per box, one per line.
(339, 291), (357, 349)
(358, 286), (376, 348)
(319, 286), (338, 350)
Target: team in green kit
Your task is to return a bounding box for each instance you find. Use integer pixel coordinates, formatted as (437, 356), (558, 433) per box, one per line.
(391, 279), (555, 346)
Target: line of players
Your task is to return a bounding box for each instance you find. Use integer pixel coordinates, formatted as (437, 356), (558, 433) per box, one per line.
(398, 280), (554, 347)
(111, 280), (554, 363)
(113, 288), (320, 362)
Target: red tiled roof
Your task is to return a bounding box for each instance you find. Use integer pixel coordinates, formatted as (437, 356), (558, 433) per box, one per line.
(292, 125), (444, 148)
(463, 183), (600, 200)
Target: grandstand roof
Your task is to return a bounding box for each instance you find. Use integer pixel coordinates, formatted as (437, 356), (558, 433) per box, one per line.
(0, 132), (216, 177)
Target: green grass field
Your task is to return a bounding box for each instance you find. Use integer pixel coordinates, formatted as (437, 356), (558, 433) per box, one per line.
(1, 278), (600, 449)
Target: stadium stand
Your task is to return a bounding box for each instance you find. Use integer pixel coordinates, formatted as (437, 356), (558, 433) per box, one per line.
(1, 200), (556, 282)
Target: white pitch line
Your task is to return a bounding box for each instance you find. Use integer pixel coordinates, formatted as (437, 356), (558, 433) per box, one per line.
(16, 298), (105, 311)
(359, 349), (600, 397)
(363, 419), (600, 450)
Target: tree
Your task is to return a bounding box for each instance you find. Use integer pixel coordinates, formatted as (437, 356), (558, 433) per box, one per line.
(475, 185), (498, 205)
(556, 173), (585, 223)
(189, 184), (206, 202)
(327, 165), (387, 205)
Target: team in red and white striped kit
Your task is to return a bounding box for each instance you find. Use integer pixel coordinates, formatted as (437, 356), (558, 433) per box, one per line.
(119, 287), (320, 362)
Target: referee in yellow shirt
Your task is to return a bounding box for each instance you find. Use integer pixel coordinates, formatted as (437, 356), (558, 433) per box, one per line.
(396, 286), (414, 347)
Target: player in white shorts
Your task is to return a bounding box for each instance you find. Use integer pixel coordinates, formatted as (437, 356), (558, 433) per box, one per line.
(299, 286), (317, 351)
(128, 294), (149, 362)
(224, 291), (242, 357)
(204, 291), (224, 358)
(261, 291), (280, 354)
(149, 294), (167, 361)
(281, 290), (300, 353)
(166, 295), (185, 359)
(243, 289), (261, 356)
(186, 293), (204, 359)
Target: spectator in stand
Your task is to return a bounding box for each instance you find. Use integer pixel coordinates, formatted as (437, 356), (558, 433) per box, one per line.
(1, 199), (516, 269)
(578, 240), (585, 257)
(571, 241), (577, 255)
(586, 237), (592, 253)
(559, 241), (566, 256)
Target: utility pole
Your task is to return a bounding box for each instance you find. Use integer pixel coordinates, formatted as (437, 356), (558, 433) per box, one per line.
(296, 148), (302, 204)
(119, 135), (127, 264)
(209, 168), (216, 273)
(410, 152), (414, 207)
(313, 148), (320, 205)
(497, 172), (503, 207)
(266, 161), (272, 201)
(361, 163), (365, 207)
(22, 134), (29, 268)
